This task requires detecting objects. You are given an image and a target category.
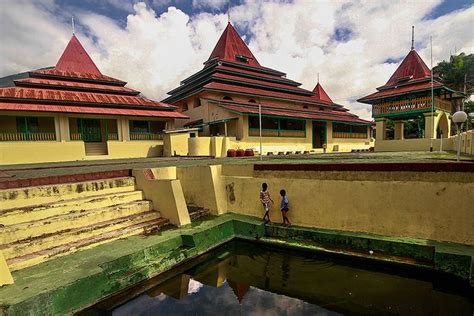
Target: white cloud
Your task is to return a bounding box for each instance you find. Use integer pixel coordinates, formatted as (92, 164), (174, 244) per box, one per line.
(192, 0), (228, 10)
(0, 0), (473, 120)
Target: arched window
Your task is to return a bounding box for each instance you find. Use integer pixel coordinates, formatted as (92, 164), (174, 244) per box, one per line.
(248, 99), (257, 103)
(223, 96), (233, 101)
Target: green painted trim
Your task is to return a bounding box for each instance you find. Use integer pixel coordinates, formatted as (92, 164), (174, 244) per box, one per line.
(373, 108), (431, 119)
(332, 122), (369, 139)
(248, 115), (306, 138)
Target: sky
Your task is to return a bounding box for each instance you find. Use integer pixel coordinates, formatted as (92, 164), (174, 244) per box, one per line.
(0, 0), (473, 120)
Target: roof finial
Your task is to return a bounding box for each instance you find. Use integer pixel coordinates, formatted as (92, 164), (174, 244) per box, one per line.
(411, 25), (414, 50)
(72, 16), (75, 35)
(317, 72), (320, 84)
(227, 0), (231, 24)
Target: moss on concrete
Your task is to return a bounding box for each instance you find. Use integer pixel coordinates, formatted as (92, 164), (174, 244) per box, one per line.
(0, 213), (472, 315)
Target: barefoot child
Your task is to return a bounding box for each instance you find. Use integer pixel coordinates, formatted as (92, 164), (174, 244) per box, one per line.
(280, 189), (291, 225)
(260, 183), (274, 223)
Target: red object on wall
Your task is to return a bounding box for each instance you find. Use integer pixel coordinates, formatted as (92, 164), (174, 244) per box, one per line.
(244, 149), (254, 156)
(236, 149), (245, 157)
(227, 149), (237, 157)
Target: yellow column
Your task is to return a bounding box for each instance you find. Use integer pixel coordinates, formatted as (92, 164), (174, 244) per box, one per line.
(119, 118), (130, 141)
(375, 118), (387, 141)
(54, 115), (70, 142)
(393, 120), (404, 140)
(423, 112), (439, 139)
(0, 251), (14, 286)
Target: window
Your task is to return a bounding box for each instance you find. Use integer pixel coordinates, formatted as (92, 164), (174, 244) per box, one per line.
(303, 105), (309, 109)
(279, 118), (305, 131)
(248, 116), (305, 137)
(0, 116), (56, 141)
(236, 55), (249, 63)
(223, 96), (233, 101)
(332, 123), (367, 138)
(248, 99), (257, 103)
(17, 117), (39, 133)
(193, 98), (201, 108)
(129, 120), (166, 140)
(182, 101), (188, 111)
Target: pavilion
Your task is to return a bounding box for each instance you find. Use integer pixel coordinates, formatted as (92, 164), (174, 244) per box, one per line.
(163, 23), (372, 154)
(358, 39), (463, 151)
(0, 35), (187, 165)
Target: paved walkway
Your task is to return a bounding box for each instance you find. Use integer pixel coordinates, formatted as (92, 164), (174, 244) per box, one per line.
(0, 151), (472, 180)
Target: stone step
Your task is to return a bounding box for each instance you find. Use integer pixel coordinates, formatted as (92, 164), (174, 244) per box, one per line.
(0, 200), (152, 244)
(7, 216), (170, 271)
(1, 210), (160, 260)
(0, 177), (136, 211)
(189, 208), (211, 221)
(0, 190), (144, 226)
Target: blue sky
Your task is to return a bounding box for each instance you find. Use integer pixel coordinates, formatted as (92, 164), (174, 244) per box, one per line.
(1, 0), (473, 119)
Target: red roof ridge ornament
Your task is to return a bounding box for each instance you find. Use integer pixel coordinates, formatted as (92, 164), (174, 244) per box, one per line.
(55, 34), (102, 76)
(312, 82), (333, 103)
(207, 23), (260, 67)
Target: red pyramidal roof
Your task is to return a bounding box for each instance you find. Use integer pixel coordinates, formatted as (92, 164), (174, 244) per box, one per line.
(312, 82), (333, 103)
(384, 49), (431, 87)
(207, 23), (260, 67)
(55, 34), (102, 75)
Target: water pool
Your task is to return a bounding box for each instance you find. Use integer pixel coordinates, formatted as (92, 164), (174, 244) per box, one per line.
(80, 241), (473, 315)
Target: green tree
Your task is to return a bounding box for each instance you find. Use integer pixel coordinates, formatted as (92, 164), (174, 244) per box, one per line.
(433, 53), (474, 96)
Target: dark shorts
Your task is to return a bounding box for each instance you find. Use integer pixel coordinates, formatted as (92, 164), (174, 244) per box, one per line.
(281, 207), (289, 212)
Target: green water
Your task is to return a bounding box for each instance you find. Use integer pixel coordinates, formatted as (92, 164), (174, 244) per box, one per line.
(81, 241), (473, 315)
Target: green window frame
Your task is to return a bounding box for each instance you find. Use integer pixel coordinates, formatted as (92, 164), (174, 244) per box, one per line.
(248, 115), (306, 138)
(332, 123), (368, 139)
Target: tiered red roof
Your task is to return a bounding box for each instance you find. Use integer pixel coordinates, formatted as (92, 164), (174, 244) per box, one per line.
(358, 49), (453, 104)
(0, 34), (187, 119)
(164, 22), (372, 126)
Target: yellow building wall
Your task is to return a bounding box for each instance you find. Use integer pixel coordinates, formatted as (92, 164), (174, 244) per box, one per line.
(175, 165), (474, 245)
(0, 141), (85, 165)
(106, 141), (163, 159)
(0, 111), (171, 165)
(163, 133), (191, 157)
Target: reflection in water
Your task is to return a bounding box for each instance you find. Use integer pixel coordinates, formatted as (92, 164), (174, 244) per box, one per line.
(81, 241), (474, 316)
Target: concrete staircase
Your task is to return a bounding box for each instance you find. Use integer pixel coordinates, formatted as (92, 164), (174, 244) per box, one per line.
(0, 177), (169, 271)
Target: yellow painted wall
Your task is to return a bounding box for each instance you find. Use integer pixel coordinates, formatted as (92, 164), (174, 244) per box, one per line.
(175, 165), (474, 245)
(176, 165), (226, 215)
(163, 133), (191, 157)
(0, 141), (85, 165)
(106, 141), (163, 159)
(133, 169), (190, 226)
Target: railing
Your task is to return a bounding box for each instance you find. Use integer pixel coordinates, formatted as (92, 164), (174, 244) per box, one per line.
(130, 132), (164, 141)
(70, 133), (119, 141)
(70, 133), (82, 140)
(373, 96), (452, 116)
(0, 132), (56, 141)
(332, 132), (367, 139)
(107, 133), (119, 140)
(249, 128), (305, 138)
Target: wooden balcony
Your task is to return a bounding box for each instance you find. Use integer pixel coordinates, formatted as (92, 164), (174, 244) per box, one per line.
(0, 132), (56, 141)
(373, 96), (452, 116)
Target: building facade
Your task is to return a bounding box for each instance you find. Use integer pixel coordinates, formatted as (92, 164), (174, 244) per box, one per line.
(163, 23), (372, 155)
(358, 47), (463, 151)
(0, 35), (187, 165)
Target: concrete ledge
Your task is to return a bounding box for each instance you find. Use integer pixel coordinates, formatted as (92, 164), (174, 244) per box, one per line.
(254, 162), (474, 172)
(0, 214), (471, 315)
(0, 170), (131, 190)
